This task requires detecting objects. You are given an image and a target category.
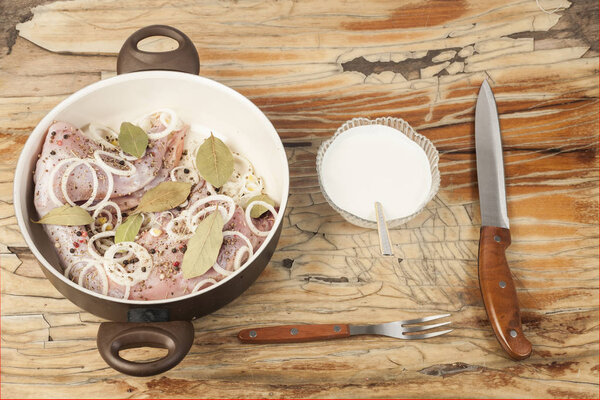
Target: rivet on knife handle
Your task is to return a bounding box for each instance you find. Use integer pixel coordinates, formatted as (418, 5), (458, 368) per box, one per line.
(238, 324), (350, 344)
(478, 226), (532, 360)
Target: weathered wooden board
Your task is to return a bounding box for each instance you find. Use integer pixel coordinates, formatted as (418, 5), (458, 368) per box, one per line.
(0, 0), (598, 398)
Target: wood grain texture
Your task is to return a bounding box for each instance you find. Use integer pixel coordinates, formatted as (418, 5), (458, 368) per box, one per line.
(1, 0), (598, 398)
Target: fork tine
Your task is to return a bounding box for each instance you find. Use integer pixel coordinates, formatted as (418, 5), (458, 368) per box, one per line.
(396, 313), (451, 326)
(401, 321), (451, 333)
(401, 329), (453, 340)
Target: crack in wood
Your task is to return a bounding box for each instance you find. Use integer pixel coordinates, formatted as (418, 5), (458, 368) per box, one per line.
(341, 48), (465, 79)
(419, 361), (484, 377)
(304, 275), (350, 284)
(283, 141), (314, 148)
(1, 0), (53, 55)
(508, 0), (599, 56)
(339, 2), (599, 83)
(6, 246), (33, 255)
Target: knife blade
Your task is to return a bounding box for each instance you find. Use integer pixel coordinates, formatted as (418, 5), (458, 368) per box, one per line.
(475, 80), (532, 360)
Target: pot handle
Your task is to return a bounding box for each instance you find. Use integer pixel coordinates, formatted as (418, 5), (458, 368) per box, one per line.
(97, 321), (194, 376)
(117, 25), (199, 75)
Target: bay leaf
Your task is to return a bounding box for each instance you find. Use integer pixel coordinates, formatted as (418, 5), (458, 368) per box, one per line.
(195, 134), (234, 188)
(114, 214), (143, 243)
(134, 181), (192, 214)
(119, 122), (148, 158)
(33, 204), (94, 226)
(246, 194), (276, 218)
(182, 209), (225, 279)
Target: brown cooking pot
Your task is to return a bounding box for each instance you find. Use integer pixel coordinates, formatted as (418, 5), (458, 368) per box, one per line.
(13, 25), (289, 376)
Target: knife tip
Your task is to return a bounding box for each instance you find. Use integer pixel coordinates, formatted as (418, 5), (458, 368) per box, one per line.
(480, 79), (492, 91)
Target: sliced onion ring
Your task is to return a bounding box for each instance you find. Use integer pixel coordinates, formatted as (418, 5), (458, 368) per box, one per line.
(212, 262), (232, 277)
(84, 123), (118, 150)
(192, 278), (217, 293)
(61, 160), (98, 209)
(137, 109), (180, 140)
(245, 200), (278, 237)
(187, 195), (236, 228)
(103, 241), (152, 286)
(78, 261), (109, 296)
(91, 201), (122, 234)
(49, 158), (114, 211)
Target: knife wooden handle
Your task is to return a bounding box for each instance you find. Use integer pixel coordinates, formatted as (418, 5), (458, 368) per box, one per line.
(478, 226), (532, 360)
(238, 324), (350, 344)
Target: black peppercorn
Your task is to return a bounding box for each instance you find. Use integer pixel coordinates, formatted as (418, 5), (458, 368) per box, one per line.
(171, 248), (177, 253)
(184, 168), (190, 174)
(50, 150), (56, 155)
(76, 231), (82, 236)
(50, 131), (56, 136)
(69, 248), (75, 254)
(119, 160), (125, 165)
(123, 259), (129, 265)
(63, 134), (69, 139)
(141, 267), (147, 272)
(150, 249), (156, 254)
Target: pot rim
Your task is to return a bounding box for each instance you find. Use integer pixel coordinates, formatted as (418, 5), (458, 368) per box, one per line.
(14, 70), (289, 306)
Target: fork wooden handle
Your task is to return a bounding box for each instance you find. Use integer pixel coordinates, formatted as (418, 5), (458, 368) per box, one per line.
(238, 324), (351, 344)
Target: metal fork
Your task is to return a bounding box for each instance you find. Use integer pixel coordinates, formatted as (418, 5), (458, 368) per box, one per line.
(238, 314), (452, 344)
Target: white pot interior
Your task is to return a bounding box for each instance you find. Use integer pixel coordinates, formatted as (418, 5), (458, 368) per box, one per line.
(14, 71), (289, 304)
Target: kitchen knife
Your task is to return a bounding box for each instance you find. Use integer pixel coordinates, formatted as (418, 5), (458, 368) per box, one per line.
(475, 80), (532, 360)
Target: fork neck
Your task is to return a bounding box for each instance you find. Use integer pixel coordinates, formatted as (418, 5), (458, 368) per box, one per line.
(348, 325), (376, 336)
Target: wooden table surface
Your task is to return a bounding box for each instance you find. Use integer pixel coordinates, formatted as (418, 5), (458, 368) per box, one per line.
(1, 0), (598, 398)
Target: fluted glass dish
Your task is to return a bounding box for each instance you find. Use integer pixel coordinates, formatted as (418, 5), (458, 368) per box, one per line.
(316, 117), (440, 229)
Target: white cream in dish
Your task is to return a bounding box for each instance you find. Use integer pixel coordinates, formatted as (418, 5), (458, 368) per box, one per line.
(320, 124), (432, 221)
